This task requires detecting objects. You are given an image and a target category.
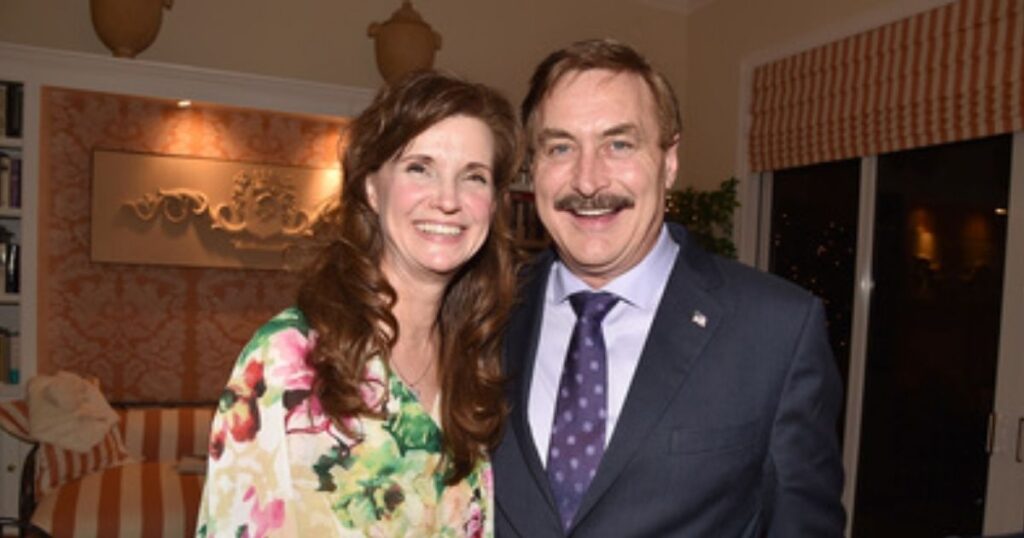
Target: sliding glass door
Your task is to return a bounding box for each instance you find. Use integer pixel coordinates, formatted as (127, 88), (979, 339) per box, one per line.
(855, 135), (1010, 537)
(768, 159), (860, 442)
(757, 133), (1024, 537)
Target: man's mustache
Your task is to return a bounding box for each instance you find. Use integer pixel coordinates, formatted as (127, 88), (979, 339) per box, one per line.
(554, 193), (635, 213)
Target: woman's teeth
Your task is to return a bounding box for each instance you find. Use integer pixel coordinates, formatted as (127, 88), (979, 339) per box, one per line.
(416, 222), (462, 236)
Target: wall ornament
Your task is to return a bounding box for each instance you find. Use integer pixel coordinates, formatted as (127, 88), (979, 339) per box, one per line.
(124, 168), (320, 252)
(92, 150), (341, 270)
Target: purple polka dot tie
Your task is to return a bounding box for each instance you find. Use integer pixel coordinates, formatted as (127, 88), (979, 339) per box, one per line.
(547, 291), (619, 530)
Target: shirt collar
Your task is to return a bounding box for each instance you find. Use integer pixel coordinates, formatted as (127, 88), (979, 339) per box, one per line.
(550, 225), (679, 311)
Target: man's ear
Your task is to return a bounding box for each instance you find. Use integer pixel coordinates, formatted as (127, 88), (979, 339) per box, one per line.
(663, 136), (680, 189)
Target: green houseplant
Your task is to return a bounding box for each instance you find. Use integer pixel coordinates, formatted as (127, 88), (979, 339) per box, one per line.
(664, 177), (740, 258)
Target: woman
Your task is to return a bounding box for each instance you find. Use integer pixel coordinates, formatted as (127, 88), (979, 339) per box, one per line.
(197, 70), (521, 537)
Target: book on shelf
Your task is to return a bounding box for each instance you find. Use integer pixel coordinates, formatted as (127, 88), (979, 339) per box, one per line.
(9, 332), (19, 384)
(0, 229), (14, 295)
(4, 83), (23, 139)
(0, 86), (5, 138)
(0, 329), (20, 385)
(0, 152), (9, 208)
(5, 243), (18, 294)
(9, 156), (20, 208)
(0, 332), (6, 384)
(0, 234), (6, 280)
(0, 151), (19, 210)
(509, 190), (545, 246)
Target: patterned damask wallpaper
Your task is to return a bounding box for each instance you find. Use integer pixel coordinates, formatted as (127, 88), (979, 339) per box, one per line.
(38, 87), (348, 402)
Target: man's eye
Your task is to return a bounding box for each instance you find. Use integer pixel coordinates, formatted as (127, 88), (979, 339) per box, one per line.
(545, 143), (571, 156)
(610, 140), (634, 151)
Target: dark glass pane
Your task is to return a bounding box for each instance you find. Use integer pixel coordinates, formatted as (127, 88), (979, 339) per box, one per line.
(853, 135), (1010, 538)
(769, 159), (860, 412)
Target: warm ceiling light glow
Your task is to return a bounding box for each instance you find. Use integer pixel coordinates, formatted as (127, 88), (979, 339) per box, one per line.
(994, 208), (1008, 216)
(176, 99), (192, 109)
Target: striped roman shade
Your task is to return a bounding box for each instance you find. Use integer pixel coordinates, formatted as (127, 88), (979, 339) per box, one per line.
(749, 0), (1024, 172)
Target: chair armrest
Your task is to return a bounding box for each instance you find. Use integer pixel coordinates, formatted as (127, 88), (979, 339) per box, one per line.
(18, 443), (44, 538)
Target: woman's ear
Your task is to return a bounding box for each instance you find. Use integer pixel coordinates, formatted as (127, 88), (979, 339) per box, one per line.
(365, 174), (380, 213)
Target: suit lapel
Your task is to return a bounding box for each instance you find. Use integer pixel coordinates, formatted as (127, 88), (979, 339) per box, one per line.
(503, 252), (562, 519)
(571, 226), (729, 530)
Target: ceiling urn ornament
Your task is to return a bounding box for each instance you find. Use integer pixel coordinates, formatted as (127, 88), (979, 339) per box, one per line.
(90, 0), (174, 58)
(367, 1), (443, 83)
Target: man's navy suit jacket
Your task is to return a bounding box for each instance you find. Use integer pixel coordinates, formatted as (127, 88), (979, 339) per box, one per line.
(492, 224), (846, 537)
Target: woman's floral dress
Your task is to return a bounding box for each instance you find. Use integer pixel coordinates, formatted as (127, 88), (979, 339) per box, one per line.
(197, 308), (493, 538)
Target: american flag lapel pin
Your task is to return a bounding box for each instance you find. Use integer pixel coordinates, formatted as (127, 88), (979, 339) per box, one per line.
(691, 310), (707, 328)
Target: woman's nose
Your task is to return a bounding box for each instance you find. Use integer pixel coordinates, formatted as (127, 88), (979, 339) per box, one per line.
(431, 178), (461, 213)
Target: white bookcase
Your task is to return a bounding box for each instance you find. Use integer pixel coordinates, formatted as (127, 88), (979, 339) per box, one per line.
(0, 435), (30, 533)
(0, 72), (36, 535)
(0, 78), (36, 402)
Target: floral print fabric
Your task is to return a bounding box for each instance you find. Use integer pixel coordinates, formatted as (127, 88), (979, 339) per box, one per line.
(197, 308), (492, 537)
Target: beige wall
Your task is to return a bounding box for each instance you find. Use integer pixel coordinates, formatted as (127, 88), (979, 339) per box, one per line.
(1, 0), (957, 193)
(681, 0), (957, 190)
(0, 0), (687, 119)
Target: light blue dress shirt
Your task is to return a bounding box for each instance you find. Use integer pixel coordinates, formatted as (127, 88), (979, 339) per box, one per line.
(528, 226), (680, 465)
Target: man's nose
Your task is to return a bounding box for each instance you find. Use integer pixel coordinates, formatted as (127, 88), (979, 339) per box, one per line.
(570, 149), (609, 196)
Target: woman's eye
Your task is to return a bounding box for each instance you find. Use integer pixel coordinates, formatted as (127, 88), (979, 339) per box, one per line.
(405, 162), (428, 174)
(467, 173), (490, 184)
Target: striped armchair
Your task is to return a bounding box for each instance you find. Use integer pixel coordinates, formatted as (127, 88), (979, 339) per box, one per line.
(16, 403), (215, 538)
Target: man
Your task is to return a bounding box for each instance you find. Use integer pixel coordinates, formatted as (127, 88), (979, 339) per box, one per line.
(492, 39), (845, 537)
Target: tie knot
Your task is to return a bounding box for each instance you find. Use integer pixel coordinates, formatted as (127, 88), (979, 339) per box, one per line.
(569, 291), (619, 324)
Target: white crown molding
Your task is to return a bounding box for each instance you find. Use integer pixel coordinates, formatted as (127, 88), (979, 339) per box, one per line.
(0, 41), (375, 117)
(636, 0), (718, 16)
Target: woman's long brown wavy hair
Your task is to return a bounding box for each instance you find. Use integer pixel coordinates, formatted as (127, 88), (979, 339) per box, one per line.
(297, 70), (521, 484)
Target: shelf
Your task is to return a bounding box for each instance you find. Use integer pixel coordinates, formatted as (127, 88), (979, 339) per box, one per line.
(0, 294), (18, 306)
(0, 138), (21, 151)
(0, 383), (22, 400)
(0, 208), (20, 220)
